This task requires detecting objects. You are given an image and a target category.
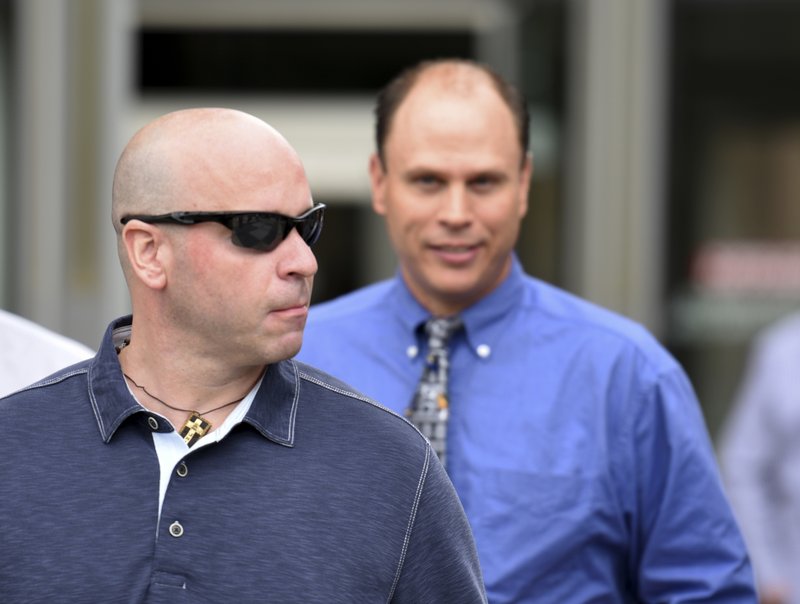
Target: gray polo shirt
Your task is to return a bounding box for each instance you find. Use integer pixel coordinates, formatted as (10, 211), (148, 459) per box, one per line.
(0, 315), (486, 603)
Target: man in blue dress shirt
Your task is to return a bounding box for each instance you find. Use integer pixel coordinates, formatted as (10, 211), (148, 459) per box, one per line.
(297, 58), (756, 602)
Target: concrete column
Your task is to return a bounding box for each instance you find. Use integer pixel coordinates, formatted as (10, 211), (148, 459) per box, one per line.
(13, 0), (133, 345)
(0, 5), (9, 306)
(13, 0), (70, 330)
(564, 0), (669, 335)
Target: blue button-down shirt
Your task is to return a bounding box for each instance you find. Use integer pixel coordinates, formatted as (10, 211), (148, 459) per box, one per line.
(0, 316), (487, 603)
(298, 257), (756, 602)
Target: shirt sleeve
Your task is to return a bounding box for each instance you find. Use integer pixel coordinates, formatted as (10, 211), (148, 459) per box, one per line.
(630, 365), (757, 601)
(389, 447), (488, 604)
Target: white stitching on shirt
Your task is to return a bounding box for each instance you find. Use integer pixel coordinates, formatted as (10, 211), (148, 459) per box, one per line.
(387, 445), (430, 603)
(11, 367), (87, 393)
(297, 366), (433, 601)
(297, 371), (403, 418)
(287, 361), (300, 443)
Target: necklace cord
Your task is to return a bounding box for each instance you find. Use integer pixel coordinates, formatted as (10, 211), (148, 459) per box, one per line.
(123, 373), (245, 414)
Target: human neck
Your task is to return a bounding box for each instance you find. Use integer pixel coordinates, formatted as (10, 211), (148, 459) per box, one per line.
(118, 340), (264, 435)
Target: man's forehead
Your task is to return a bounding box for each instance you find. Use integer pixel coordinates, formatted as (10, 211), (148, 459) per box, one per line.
(391, 86), (515, 143)
(384, 111), (522, 169)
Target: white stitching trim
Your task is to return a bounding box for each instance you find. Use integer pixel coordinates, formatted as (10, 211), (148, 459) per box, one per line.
(298, 371), (404, 419)
(387, 446), (430, 602)
(287, 361), (301, 443)
(297, 366), (432, 601)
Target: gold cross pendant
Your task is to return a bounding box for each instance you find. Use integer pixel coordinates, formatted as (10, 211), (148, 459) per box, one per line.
(179, 412), (212, 447)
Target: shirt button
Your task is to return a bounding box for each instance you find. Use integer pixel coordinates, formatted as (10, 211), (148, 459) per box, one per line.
(406, 345), (418, 359)
(176, 462), (188, 477)
(169, 521), (184, 538)
(147, 416), (159, 431)
(476, 344), (491, 358)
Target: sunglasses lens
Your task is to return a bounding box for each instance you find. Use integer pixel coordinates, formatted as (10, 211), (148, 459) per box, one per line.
(230, 215), (284, 251)
(227, 206), (324, 251)
(297, 209), (324, 246)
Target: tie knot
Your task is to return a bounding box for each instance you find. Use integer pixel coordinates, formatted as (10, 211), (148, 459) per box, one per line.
(425, 316), (463, 348)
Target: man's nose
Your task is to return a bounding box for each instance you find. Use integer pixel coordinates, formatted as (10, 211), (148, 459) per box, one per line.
(438, 184), (472, 226)
(279, 228), (319, 278)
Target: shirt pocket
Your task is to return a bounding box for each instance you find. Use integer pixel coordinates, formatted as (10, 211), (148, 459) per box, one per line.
(464, 467), (628, 600)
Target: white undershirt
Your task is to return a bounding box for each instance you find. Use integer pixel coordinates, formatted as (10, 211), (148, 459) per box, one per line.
(124, 375), (262, 523)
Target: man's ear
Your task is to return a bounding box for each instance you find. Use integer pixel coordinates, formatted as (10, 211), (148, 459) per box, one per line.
(368, 153), (388, 216)
(518, 152), (533, 219)
(122, 222), (169, 290)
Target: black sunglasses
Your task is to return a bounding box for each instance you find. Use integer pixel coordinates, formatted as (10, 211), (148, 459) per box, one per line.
(120, 203), (325, 252)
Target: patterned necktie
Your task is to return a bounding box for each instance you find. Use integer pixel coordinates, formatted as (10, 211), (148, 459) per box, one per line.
(406, 316), (462, 467)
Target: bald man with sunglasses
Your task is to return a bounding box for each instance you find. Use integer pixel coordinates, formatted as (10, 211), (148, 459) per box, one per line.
(0, 108), (486, 603)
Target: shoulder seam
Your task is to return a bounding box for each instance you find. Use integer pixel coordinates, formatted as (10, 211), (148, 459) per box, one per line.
(386, 446), (431, 602)
(297, 366), (433, 602)
(297, 370), (421, 428)
(13, 367), (88, 393)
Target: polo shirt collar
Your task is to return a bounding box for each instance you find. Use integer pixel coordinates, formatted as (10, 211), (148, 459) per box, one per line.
(88, 315), (298, 447)
(242, 359), (298, 447)
(88, 317), (149, 442)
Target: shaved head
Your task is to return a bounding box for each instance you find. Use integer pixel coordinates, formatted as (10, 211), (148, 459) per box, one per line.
(112, 108), (297, 229)
(111, 108), (307, 276)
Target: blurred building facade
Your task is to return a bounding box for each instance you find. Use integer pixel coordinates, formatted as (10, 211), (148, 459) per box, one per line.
(0, 0), (798, 438)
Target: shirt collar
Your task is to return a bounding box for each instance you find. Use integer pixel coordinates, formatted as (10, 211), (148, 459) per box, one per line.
(87, 316), (148, 442)
(460, 255), (527, 355)
(242, 359), (299, 447)
(389, 255), (527, 359)
(88, 315), (298, 447)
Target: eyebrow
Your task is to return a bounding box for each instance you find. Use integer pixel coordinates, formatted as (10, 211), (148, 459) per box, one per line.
(403, 167), (509, 181)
